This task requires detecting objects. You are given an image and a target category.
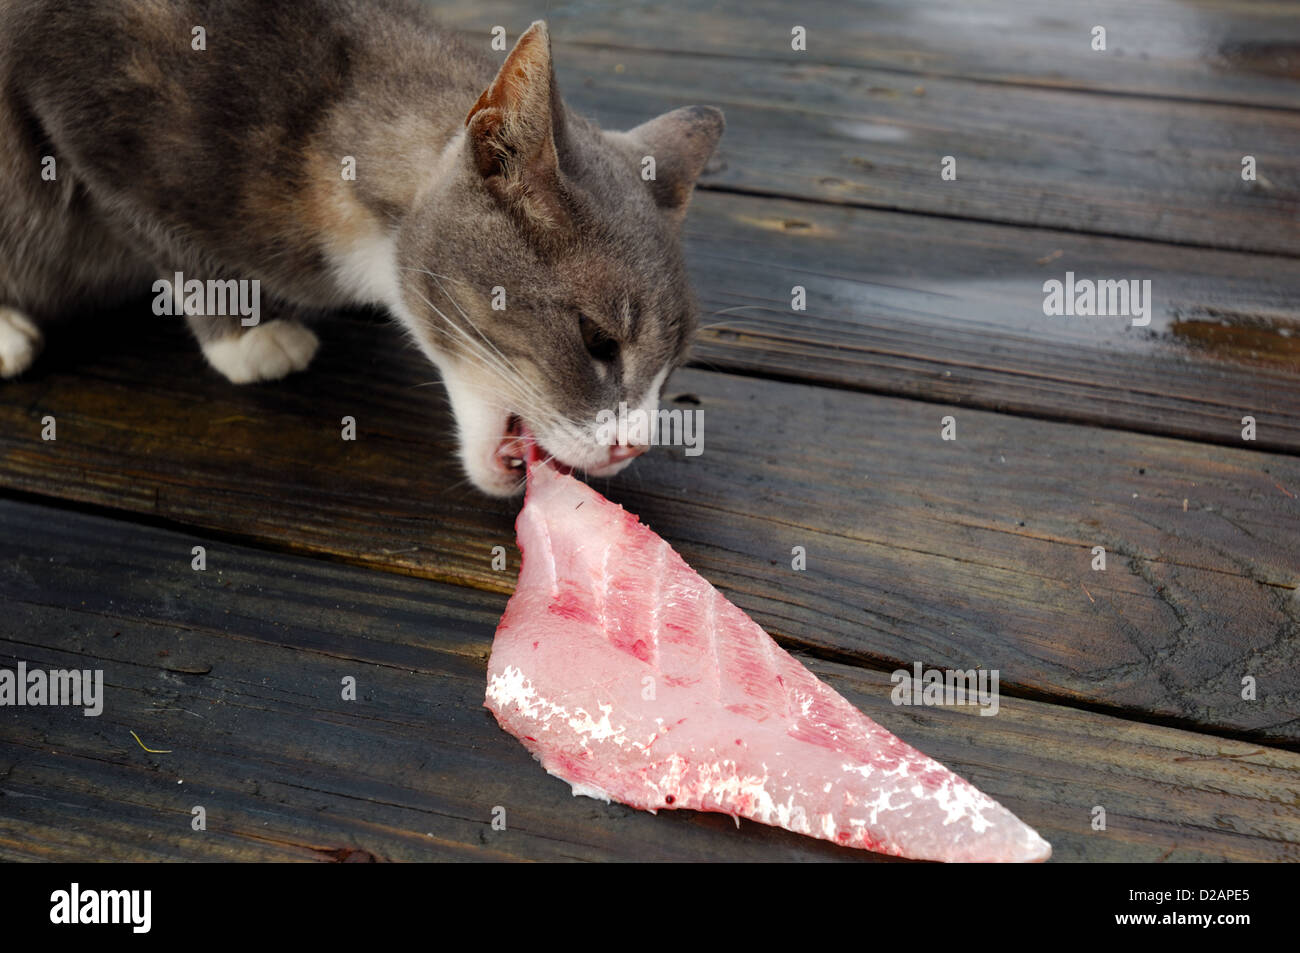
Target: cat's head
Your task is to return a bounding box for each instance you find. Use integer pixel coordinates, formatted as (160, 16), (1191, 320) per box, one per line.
(394, 21), (723, 496)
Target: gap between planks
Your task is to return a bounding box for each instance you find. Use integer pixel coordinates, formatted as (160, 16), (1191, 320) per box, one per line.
(693, 181), (1300, 262)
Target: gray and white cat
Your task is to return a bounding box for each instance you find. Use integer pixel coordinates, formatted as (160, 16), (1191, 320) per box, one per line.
(0, 0), (723, 496)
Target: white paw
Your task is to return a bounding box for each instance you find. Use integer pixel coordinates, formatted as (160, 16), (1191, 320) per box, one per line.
(0, 307), (43, 379)
(201, 319), (319, 384)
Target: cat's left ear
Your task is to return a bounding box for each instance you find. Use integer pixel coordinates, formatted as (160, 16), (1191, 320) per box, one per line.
(625, 106), (725, 223)
(465, 21), (569, 232)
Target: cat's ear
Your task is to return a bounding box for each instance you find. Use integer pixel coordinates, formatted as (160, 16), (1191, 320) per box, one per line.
(626, 106), (725, 222)
(464, 21), (569, 231)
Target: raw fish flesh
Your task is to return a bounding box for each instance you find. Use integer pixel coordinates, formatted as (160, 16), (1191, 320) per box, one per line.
(485, 459), (1051, 862)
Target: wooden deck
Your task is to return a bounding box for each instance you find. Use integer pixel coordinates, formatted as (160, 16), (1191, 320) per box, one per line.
(2, 0), (1298, 862)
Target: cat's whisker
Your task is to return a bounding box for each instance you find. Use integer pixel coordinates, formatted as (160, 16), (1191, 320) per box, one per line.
(696, 311), (772, 334)
(428, 272), (532, 382)
(706, 304), (774, 317)
(438, 373), (571, 439)
(413, 268), (545, 409)
(408, 289), (537, 406)
(407, 287), (549, 412)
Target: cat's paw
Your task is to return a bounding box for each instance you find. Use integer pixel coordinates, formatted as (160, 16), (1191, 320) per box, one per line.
(0, 307), (43, 379)
(201, 319), (319, 384)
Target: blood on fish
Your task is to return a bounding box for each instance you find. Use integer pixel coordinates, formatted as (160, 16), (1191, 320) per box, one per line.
(548, 591), (598, 624)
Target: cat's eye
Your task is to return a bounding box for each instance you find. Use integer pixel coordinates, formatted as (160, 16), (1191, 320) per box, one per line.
(579, 314), (619, 363)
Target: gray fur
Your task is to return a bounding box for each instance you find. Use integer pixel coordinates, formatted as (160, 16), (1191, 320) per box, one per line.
(0, 0), (723, 494)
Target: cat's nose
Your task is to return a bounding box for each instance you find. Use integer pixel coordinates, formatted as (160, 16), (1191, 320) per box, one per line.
(605, 443), (648, 465)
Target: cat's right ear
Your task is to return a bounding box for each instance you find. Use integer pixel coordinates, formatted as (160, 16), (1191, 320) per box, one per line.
(464, 21), (569, 233)
(625, 106), (725, 224)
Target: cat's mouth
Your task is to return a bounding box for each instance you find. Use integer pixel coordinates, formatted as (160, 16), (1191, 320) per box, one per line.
(495, 415), (574, 478)
(494, 414), (529, 474)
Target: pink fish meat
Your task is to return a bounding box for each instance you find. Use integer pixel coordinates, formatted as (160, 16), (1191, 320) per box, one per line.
(485, 460), (1051, 862)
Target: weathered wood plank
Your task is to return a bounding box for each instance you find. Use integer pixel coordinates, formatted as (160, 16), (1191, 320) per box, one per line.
(0, 307), (1296, 741)
(509, 39), (1300, 255)
(2, 499), (1296, 862)
(434, 0), (1300, 110)
(681, 191), (1300, 454)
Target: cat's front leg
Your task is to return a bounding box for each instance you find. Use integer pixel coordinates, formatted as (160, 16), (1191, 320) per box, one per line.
(0, 307), (43, 379)
(187, 311), (320, 385)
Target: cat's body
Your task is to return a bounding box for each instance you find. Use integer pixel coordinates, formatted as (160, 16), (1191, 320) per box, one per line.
(0, 0), (722, 495)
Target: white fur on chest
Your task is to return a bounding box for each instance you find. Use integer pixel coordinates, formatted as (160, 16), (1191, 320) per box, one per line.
(328, 231), (402, 310)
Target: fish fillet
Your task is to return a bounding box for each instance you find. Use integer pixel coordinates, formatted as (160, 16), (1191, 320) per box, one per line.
(485, 460), (1051, 862)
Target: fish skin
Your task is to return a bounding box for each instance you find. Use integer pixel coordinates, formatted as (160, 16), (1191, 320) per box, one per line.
(485, 461), (1051, 863)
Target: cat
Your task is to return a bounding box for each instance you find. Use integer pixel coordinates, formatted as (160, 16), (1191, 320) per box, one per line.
(0, 0), (723, 496)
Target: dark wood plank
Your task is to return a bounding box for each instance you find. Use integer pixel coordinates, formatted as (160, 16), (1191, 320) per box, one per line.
(499, 38), (1300, 255)
(681, 191), (1300, 454)
(435, 0), (1300, 110)
(3, 499), (1296, 862)
(0, 306), (1296, 742)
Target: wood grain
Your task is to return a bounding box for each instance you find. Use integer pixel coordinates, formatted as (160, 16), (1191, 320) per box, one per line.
(2, 499), (1295, 862)
(552, 43), (1300, 255)
(0, 306), (1295, 741)
(681, 191), (1300, 453)
(435, 0), (1300, 110)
